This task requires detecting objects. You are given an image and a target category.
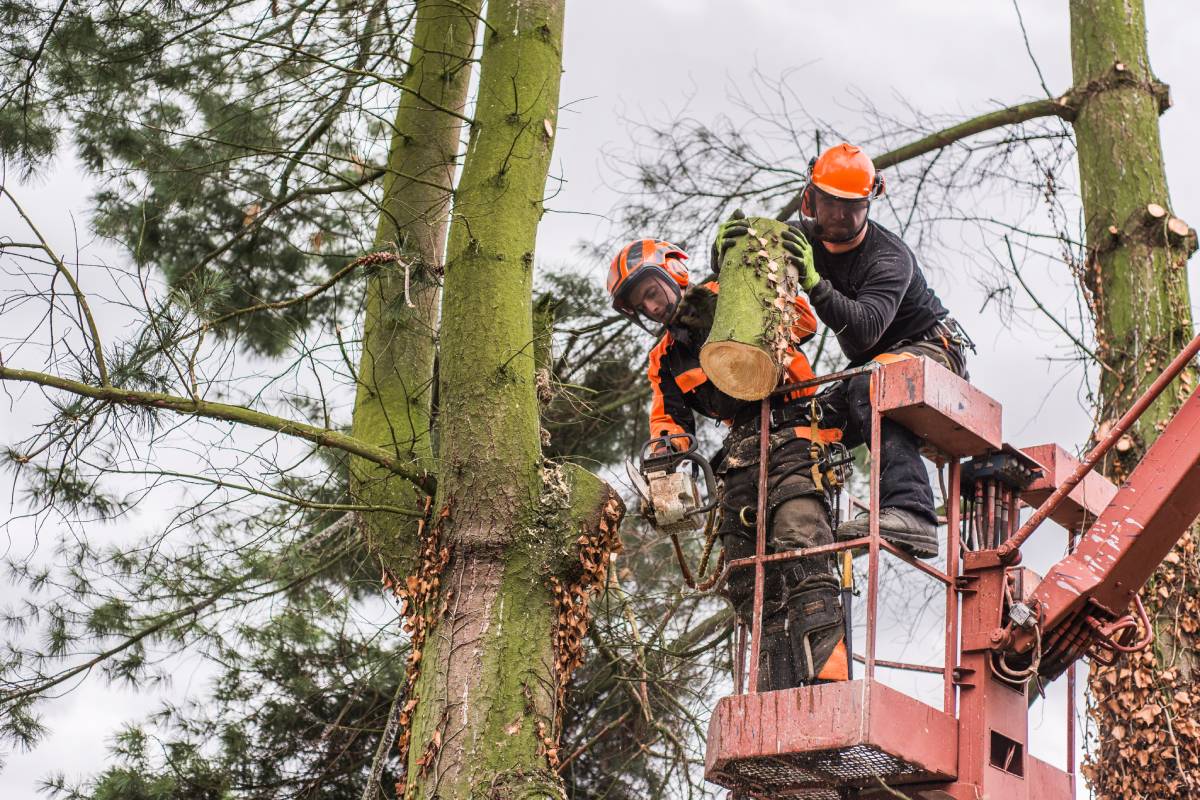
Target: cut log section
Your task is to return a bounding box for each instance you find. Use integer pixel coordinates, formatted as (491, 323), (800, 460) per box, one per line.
(700, 217), (804, 400)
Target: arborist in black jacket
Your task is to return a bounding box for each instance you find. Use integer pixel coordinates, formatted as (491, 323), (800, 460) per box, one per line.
(715, 143), (973, 559)
(607, 238), (850, 688)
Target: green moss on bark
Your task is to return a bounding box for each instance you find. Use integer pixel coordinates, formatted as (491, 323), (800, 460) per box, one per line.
(1071, 1), (1200, 795)
(701, 217), (800, 399)
(403, 1), (575, 797)
(1070, 0), (1195, 467)
(350, 0), (483, 575)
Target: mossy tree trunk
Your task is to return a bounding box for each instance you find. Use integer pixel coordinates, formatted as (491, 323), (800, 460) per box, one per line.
(400, 1), (622, 798)
(700, 217), (802, 399)
(1071, 0), (1200, 794)
(350, 0), (482, 575)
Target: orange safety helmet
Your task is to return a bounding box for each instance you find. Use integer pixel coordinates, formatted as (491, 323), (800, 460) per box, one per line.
(607, 238), (690, 330)
(800, 143), (885, 244)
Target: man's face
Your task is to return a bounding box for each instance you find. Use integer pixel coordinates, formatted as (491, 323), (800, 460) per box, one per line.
(810, 189), (869, 244)
(626, 272), (676, 324)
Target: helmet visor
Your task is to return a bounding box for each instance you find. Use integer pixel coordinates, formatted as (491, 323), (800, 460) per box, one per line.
(807, 185), (870, 244)
(613, 268), (681, 325)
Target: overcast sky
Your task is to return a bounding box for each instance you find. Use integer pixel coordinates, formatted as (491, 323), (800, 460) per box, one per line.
(3, 1), (1199, 797)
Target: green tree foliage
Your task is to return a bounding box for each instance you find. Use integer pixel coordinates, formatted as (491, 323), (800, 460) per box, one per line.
(2, 0), (721, 796)
(2, 0), (417, 355)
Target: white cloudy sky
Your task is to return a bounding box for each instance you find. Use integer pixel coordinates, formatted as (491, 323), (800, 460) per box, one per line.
(3, 1), (1199, 797)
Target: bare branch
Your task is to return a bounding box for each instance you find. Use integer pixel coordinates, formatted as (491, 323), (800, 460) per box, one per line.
(2, 185), (110, 386)
(775, 95), (1076, 220)
(1001, 235), (1115, 375)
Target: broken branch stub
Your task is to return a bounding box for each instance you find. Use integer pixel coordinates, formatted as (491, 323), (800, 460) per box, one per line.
(700, 217), (802, 400)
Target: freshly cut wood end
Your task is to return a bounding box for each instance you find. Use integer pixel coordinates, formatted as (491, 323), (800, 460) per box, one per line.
(1167, 217), (1190, 237)
(700, 341), (779, 400)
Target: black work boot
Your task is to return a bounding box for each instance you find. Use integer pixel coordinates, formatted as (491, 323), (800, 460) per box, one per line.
(835, 507), (939, 559)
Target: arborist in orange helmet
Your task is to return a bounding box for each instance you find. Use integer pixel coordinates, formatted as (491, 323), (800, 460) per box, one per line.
(716, 143), (975, 559)
(608, 236), (851, 690)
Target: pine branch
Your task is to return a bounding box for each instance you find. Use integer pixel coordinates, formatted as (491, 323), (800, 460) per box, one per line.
(100, 467), (423, 517)
(0, 557), (335, 706)
(180, 249), (399, 341)
(775, 94), (1076, 220)
(2, 185), (109, 386)
(0, 365), (434, 493)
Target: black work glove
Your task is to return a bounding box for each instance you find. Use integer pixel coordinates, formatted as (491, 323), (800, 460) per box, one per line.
(672, 284), (718, 336)
(709, 208), (748, 273)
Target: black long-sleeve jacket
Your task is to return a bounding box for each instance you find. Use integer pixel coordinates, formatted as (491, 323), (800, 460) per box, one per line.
(790, 220), (949, 365)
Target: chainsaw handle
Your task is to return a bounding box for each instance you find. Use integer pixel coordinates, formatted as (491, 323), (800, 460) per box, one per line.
(641, 433), (696, 466)
(680, 450), (719, 517)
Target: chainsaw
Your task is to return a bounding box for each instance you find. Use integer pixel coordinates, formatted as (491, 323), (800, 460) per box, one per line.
(625, 434), (719, 536)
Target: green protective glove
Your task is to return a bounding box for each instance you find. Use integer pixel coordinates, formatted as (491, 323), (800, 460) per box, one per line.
(782, 227), (820, 292)
(709, 208), (749, 273)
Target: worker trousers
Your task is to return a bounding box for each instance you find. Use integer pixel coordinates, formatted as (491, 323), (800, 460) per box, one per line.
(718, 436), (845, 691)
(820, 339), (967, 524)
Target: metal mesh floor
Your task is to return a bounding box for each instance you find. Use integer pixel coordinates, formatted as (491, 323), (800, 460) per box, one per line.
(717, 743), (931, 794)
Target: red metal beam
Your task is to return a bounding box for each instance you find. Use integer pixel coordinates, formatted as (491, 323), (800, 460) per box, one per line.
(747, 398), (770, 693)
(1020, 443), (1117, 532)
(1017, 385), (1200, 662)
(876, 356), (1002, 457)
(1001, 331), (1200, 560)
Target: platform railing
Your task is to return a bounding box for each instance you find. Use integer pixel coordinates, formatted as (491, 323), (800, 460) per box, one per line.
(728, 363), (963, 713)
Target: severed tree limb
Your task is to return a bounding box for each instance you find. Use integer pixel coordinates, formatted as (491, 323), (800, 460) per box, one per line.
(775, 94), (1076, 220)
(0, 365), (434, 493)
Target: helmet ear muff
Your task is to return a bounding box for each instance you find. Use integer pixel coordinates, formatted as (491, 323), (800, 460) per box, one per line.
(872, 173), (886, 200)
(800, 184), (814, 217)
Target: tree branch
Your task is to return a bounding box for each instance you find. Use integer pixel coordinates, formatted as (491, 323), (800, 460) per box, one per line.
(179, 249), (400, 342)
(100, 467), (423, 517)
(0, 556), (335, 706)
(775, 94), (1076, 220)
(2, 185), (110, 386)
(0, 365), (434, 493)
(1002, 235), (1116, 376)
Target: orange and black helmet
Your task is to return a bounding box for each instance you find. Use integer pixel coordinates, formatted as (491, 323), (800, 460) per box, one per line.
(801, 143), (885, 244)
(607, 239), (689, 330)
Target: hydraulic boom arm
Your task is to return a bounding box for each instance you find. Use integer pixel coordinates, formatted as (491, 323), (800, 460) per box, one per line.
(1010, 380), (1200, 680)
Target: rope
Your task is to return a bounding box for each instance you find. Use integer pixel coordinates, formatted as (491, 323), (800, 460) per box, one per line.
(670, 507), (723, 591)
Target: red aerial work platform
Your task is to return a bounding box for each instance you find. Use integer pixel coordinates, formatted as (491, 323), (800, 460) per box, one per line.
(704, 333), (1200, 800)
